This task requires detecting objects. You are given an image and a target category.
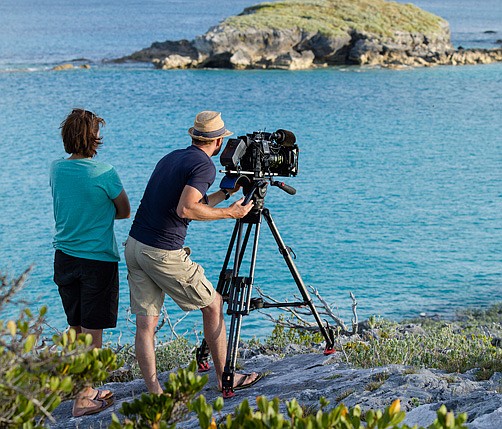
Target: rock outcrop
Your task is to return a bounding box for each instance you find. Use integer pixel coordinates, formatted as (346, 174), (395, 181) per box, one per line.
(114, 0), (502, 69)
(49, 351), (502, 428)
(52, 63), (91, 71)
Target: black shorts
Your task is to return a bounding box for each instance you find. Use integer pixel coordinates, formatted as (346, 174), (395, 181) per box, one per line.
(53, 250), (119, 330)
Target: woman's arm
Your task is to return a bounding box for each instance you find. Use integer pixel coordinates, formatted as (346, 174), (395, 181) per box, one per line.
(113, 189), (131, 219)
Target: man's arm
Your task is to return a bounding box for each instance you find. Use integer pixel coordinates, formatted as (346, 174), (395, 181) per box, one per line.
(206, 188), (239, 208)
(176, 185), (252, 221)
(113, 189), (131, 219)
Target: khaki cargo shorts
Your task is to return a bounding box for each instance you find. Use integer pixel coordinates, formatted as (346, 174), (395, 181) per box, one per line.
(125, 236), (216, 316)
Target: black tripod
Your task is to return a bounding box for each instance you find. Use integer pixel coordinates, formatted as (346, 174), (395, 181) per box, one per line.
(196, 180), (335, 398)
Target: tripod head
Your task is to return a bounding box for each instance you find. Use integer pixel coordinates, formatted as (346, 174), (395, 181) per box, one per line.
(221, 174), (296, 211)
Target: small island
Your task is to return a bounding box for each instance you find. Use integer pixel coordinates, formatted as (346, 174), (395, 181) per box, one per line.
(116, 0), (502, 69)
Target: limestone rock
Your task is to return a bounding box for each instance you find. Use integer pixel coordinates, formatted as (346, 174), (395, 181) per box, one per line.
(269, 50), (315, 70)
(52, 63), (74, 71)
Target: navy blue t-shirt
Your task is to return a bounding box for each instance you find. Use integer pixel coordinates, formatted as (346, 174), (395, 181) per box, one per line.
(129, 145), (216, 250)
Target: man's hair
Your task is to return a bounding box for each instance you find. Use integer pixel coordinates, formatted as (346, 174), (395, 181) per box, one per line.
(191, 137), (219, 146)
(60, 109), (105, 157)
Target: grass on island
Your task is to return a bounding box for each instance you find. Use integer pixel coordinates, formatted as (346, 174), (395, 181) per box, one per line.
(222, 0), (447, 38)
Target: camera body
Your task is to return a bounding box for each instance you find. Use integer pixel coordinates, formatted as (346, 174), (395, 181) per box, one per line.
(220, 129), (299, 180)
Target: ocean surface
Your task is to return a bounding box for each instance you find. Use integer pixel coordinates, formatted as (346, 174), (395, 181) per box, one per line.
(0, 0), (500, 344)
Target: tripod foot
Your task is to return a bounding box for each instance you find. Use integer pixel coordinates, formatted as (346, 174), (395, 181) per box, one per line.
(222, 388), (235, 399)
(198, 361), (211, 372)
(323, 346), (336, 355)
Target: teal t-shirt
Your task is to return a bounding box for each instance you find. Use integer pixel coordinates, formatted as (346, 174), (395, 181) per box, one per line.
(50, 158), (123, 262)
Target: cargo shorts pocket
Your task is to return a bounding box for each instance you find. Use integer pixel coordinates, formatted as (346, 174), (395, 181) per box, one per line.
(179, 266), (215, 310)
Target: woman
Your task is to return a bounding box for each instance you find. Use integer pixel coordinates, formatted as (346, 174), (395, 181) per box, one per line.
(50, 108), (130, 417)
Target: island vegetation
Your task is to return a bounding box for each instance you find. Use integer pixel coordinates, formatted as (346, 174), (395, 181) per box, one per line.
(222, 0), (445, 38)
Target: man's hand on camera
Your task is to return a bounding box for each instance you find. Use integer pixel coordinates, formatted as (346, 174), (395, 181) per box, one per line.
(228, 197), (254, 219)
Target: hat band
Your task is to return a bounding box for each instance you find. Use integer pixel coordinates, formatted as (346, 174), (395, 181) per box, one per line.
(192, 126), (226, 138)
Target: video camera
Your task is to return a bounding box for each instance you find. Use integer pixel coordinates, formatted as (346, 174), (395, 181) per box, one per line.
(219, 129), (299, 206)
(220, 129), (298, 179)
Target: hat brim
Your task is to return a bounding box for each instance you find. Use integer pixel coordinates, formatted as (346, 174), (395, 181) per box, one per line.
(188, 127), (233, 141)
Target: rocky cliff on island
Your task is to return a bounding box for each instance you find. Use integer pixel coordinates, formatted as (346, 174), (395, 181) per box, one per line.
(115, 0), (502, 69)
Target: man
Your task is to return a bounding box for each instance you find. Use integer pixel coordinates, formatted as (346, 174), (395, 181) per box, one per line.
(125, 111), (261, 394)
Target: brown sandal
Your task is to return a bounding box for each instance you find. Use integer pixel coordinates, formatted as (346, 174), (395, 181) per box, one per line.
(90, 388), (113, 401)
(72, 398), (114, 418)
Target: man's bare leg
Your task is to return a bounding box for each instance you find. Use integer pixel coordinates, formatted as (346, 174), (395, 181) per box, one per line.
(136, 315), (163, 394)
(201, 293), (259, 390)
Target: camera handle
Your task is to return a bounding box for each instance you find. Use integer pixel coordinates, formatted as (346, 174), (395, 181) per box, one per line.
(270, 180), (296, 195)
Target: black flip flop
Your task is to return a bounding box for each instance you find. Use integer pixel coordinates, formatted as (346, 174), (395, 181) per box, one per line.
(233, 372), (263, 391)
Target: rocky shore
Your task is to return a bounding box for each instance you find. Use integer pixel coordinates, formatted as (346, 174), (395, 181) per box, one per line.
(114, 0), (502, 70)
(50, 347), (502, 429)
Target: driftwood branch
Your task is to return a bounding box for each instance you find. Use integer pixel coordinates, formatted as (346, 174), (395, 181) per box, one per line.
(307, 285), (350, 332)
(350, 292), (358, 334)
(255, 284), (359, 336)
(0, 266), (33, 308)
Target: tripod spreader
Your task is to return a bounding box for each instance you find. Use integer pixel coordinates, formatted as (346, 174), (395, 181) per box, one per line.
(195, 206), (336, 398)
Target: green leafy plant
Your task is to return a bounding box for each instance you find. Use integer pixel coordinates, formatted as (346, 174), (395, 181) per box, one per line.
(189, 394), (468, 429)
(0, 269), (121, 428)
(110, 361), (208, 428)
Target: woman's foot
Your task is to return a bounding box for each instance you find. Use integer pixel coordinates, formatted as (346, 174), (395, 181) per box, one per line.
(80, 386), (114, 401)
(72, 397), (113, 418)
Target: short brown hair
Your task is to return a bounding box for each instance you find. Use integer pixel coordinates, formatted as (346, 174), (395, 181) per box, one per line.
(191, 137), (214, 146)
(60, 109), (106, 157)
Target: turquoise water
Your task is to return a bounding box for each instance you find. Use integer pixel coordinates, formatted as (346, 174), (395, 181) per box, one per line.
(0, 0), (501, 343)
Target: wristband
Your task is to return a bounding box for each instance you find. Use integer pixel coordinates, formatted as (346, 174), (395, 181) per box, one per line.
(221, 189), (231, 200)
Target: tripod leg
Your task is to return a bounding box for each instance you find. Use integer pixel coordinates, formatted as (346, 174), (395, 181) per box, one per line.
(222, 217), (262, 398)
(197, 220), (240, 373)
(262, 208), (335, 354)
(196, 218), (261, 378)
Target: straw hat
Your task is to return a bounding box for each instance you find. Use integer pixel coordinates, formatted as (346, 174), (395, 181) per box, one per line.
(188, 111), (233, 141)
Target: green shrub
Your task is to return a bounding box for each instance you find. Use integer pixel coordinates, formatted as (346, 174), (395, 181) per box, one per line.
(345, 321), (502, 377)
(110, 361), (208, 428)
(190, 394), (468, 429)
(0, 270), (121, 427)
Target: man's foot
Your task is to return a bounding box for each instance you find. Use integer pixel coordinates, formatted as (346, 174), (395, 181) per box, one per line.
(233, 372), (262, 390)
